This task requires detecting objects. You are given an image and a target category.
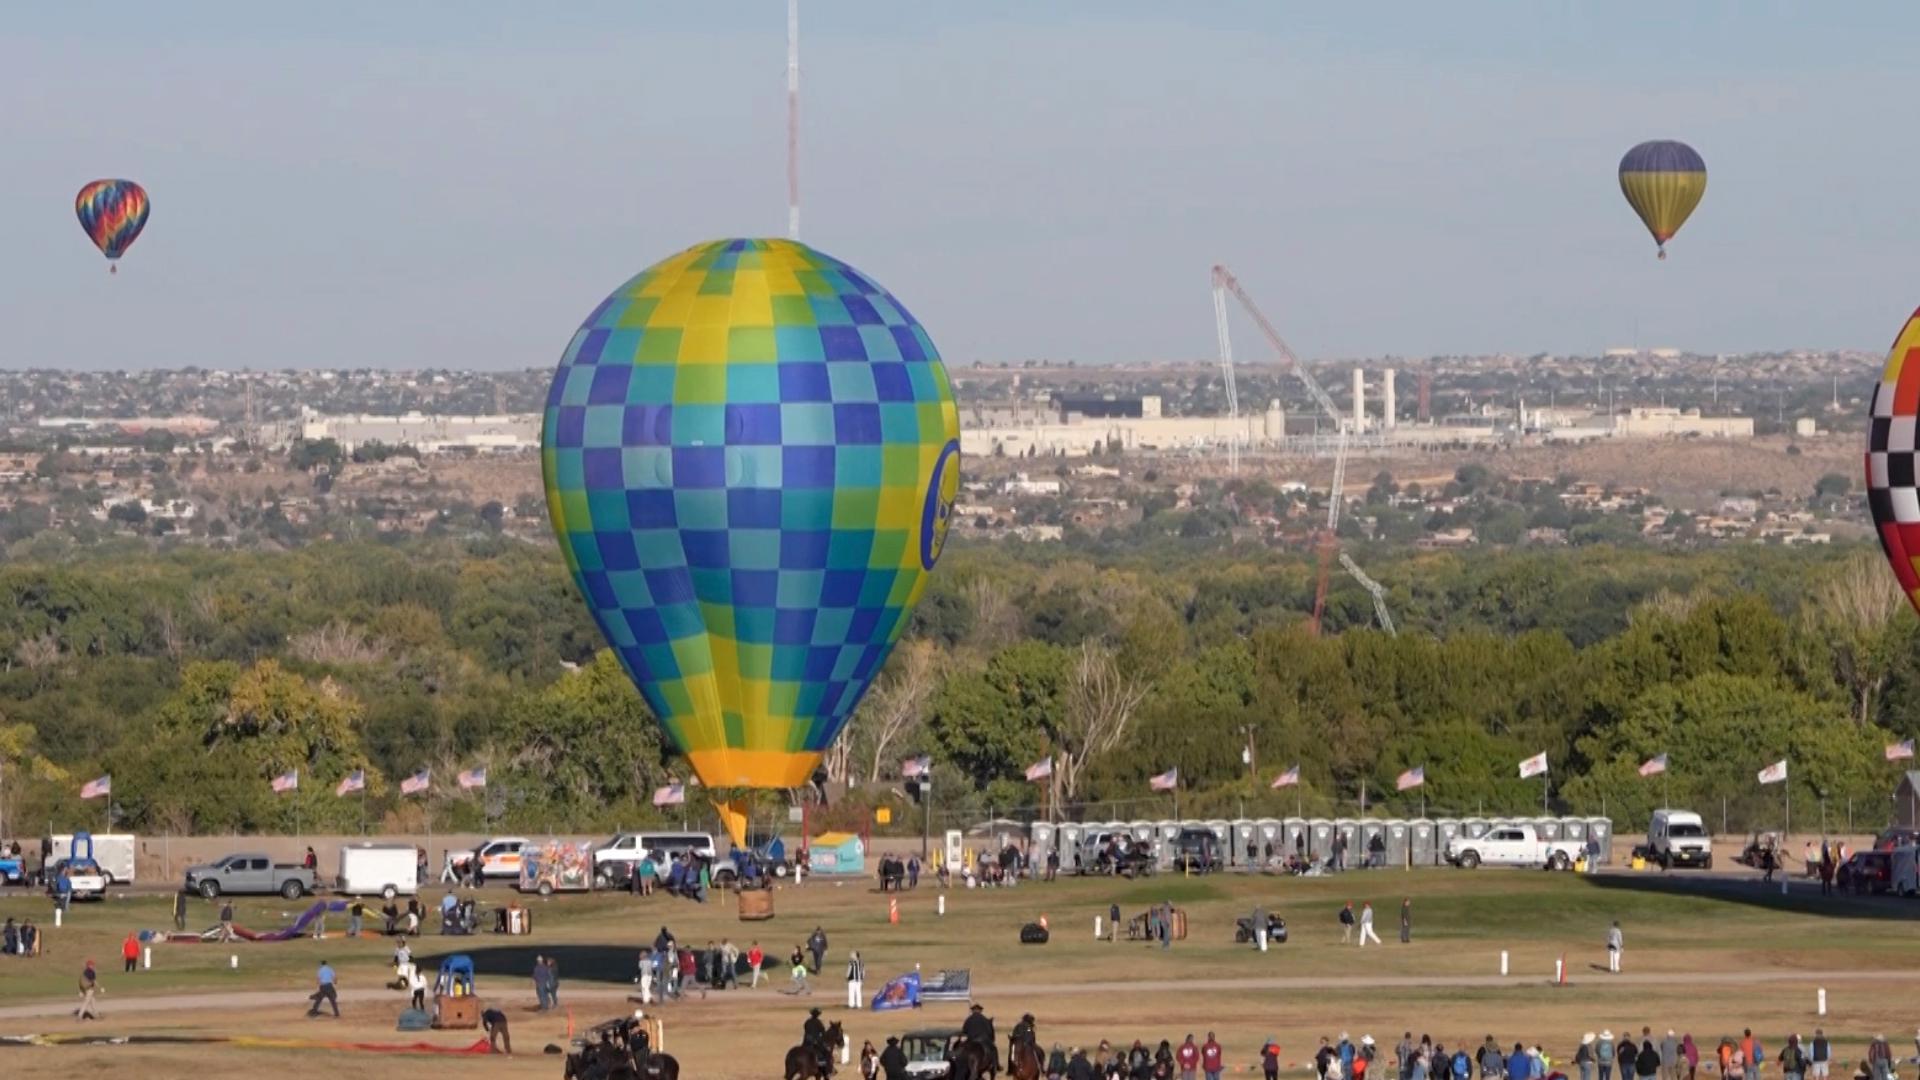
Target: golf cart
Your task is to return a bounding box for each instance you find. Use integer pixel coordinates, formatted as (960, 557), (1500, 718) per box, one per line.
(899, 1029), (963, 1079)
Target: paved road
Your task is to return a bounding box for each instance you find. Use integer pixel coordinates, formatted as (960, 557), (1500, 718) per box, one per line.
(5, 968), (1918, 1023)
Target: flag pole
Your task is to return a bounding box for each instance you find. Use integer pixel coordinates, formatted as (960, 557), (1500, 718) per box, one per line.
(295, 769), (301, 841)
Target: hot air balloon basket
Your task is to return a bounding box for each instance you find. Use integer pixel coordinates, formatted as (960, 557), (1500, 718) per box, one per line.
(738, 889), (775, 921)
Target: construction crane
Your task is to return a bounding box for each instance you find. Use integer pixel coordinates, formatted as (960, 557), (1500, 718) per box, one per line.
(1338, 552), (1397, 636)
(1210, 285), (1241, 474)
(1212, 264), (1375, 635)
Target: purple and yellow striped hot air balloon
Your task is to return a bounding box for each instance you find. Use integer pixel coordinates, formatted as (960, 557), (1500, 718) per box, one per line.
(75, 180), (150, 273)
(1618, 141), (1706, 260)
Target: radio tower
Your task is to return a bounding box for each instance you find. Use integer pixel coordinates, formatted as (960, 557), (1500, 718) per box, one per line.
(787, 0), (801, 240)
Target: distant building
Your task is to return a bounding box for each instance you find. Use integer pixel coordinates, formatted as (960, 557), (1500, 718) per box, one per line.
(1793, 417), (1820, 437)
(1611, 407), (1753, 439)
(292, 408), (539, 453)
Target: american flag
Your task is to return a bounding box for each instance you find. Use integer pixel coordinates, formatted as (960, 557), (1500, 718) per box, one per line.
(335, 769), (365, 797)
(457, 766), (488, 790)
(1270, 765), (1300, 789)
(1518, 752), (1549, 779)
(79, 775), (112, 800)
(270, 769), (299, 793)
(1396, 766), (1424, 791)
(901, 755), (931, 780)
(1024, 757), (1053, 782)
(399, 769), (431, 796)
(1887, 740), (1915, 762)
(653, 782), (685, 807)
(1638, 754), (1669, 777)
(1148, 767), (1179, 792)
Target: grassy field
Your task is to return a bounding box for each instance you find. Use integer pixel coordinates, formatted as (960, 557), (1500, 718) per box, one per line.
(1, 867), (1916, 1079)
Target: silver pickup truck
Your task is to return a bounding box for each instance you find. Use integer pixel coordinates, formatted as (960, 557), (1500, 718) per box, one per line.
(183, 853), (317, 899)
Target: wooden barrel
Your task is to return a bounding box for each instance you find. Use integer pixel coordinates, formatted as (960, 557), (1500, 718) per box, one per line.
(737, 888), (775, 921)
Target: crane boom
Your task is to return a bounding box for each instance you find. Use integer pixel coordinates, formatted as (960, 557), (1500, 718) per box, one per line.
(1211, 283), (1241, 474)
(1211, 265), (1344, 428)
(1338, 552), (1398, 636)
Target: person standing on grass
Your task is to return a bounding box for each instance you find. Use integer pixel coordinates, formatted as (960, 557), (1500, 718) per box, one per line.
(407, 965), (427, 1011)
(1606, 921), (1624, 973)
(1779, 1034), (1806, 1080)
(1808, 1031), (1828, 1080)
(788, 944), (811, 995)
(121, 932), (140, 973)
(1575, 1035), (1595, 1080)
(1179, 1034), (1201, 1080)
(1596, 1031), (1616, 1080)
(348, 898), (366, 938)
(1400, 899), (1413, 943)
(305, 960), (340, 1018)
(1637, 1032), (1661, 1080)
(1359, 902), (1382, 946)
(1865, 1035), (1892, 1080)
(75, 959), (101, 1020)
(1201, 1033), (1225, 1080)
(1398, 1034), (1417, 1080)
(171, 889), (188, 932)
(808, 925), (829, 973)
(219, 899), (235, 943)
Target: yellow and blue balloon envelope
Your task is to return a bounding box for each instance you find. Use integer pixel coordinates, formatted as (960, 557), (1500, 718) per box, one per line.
(542, 239), (960, 825)
(1618, 140), (1706, 259)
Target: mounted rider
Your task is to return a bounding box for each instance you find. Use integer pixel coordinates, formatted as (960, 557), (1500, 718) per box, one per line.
(1011, 1013), (1039, 1066)
(964, 1003), (1000, 1071)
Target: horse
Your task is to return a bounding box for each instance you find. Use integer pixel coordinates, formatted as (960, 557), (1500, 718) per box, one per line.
(786, 1020), (846, 1080)
(1009, 1038), (1045, 1080)
(639, 1052), (680, 1080)
(951, 1037), (999, 1080)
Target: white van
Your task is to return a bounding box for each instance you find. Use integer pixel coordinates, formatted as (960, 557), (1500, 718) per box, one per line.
(336, 843), (420, 899)
(1647, 809), (1713, 869)
(594, 831), (716, 877)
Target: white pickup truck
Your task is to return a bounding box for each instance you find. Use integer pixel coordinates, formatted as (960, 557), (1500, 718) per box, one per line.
(1445, 824), (1583, 870)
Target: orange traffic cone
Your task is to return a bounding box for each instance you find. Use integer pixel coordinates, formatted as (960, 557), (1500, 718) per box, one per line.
(889, 898), (899, 924)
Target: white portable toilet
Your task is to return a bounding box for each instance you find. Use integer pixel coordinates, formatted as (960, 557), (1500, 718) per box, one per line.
(1409, 819), (1436, 867)
(1433, 819), (1462, 865)
(1155, 821), (1181, 868)
(1057, 823), (1085, 873)
(1030, 822), (1056, 869)
(1333, 818), (1359, 868)
(1308, 819), (1336, 863)
(1586, 817), (1614, 865)
(1256, 818), (1284, 866)
(1532, 817), (1563, 842)
(1225, 820), (1252, 867)
(1560, 818), (1589, 847)
(1129, 820), (1156, 846)
(1358, 819), (1388, 868)
(1282, 817), (1309, 863)
(1384, 818), (1411, 868)
(1462, 817), (1491, 840)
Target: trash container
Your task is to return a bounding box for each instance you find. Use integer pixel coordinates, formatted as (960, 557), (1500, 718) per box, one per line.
(1409, 819), (1436, 867)
(1384, 819), (1410, 868)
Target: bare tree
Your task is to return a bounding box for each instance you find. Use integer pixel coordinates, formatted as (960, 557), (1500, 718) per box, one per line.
(1052, 642), (1150, 805)
(864, 641), (939, 783)
(289, 621), (389, 666)
(13, 632), (60, 672)
(152, 605), (186, 662)
(1807, 553), (1906, 723)
(966, 578), (1020, 651)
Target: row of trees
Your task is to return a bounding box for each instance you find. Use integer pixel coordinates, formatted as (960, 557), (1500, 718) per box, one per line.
(0, 536), (1914, 838)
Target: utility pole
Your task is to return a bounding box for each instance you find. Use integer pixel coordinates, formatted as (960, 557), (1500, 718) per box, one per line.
(786, 0), (801, 241)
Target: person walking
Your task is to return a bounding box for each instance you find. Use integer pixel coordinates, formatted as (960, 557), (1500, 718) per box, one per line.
(1596, 1032), (1616, 1080)
(748, 941), (766, 988)
(1359, 902), (1382, 947)
(846, 948), (866, 1009)
(171, 889), (188, 932)
(305, 960), (340, 1018)
(407, 965), (427, 1011)
(1400, 899), (1413, 944)
(1263, 1038), (1283, 1080)
(75, 959), (102, 1020)
(788, 944), (811, 995)
(1683, 1037), (1699, 1080)
(720, 938), (741, 990)
(532, 955), (554, 1011)
(348, 899), (365, 938)
(122, 932), (141, 974)
(544, 956), (561, 1010)
(1605, 921), (1623, 973)
(1202, 1033), (1225, 1080)
(808, 926), (829, 974)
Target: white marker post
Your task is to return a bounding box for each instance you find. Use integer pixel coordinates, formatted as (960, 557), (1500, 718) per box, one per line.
(1817, 988), (1827, 1016)
(1258, 928), (1268, 953)
(143, 946), (151, 970)
(54, 907), (62, 928)
(1554, 956), (1564, 984)
(1500, 950), (1509, 976)
(230, 954), (239, 969)
(937, 895), (946, 917)
(841, 1041), (852, 1065)
(1094, 916), (1103, 940)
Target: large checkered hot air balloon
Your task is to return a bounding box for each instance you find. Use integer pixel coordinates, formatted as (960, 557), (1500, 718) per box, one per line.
(542, 239), (960, 841)
(1867, 308), (1920, 614)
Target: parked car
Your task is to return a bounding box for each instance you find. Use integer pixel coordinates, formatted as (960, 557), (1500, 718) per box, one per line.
(46, 857), (109, 901)
(1873, 827), (1920, 852)
(1445, 823), (1583, 870)
(1647, 809), (1713, 869)
(592, 831), (720, 887)
(1838, 850), (1894, 895)
(468, 837), (530, 882)
(1173, 827), (1222, 874)
(183, 853), (318, 900)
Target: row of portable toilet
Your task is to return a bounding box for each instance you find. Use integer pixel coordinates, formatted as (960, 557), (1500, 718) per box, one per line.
(1027, 817), (1613, 870)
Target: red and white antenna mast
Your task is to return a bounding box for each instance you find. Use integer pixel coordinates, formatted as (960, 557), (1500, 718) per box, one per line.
(786, 0), (801, 240)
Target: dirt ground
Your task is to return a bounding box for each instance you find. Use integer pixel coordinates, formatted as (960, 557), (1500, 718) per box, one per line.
(2, 867), (1916, 1078)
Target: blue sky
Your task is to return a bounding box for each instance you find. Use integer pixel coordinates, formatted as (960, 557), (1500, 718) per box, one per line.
(3, 3), (1916, 369)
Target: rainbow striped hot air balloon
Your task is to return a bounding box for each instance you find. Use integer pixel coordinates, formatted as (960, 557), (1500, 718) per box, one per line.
(1618, 141), (1706, 260)
(542, 239), (960, 842)
(75, 180), (150, 272)
(1867, 308), (1920, 615)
